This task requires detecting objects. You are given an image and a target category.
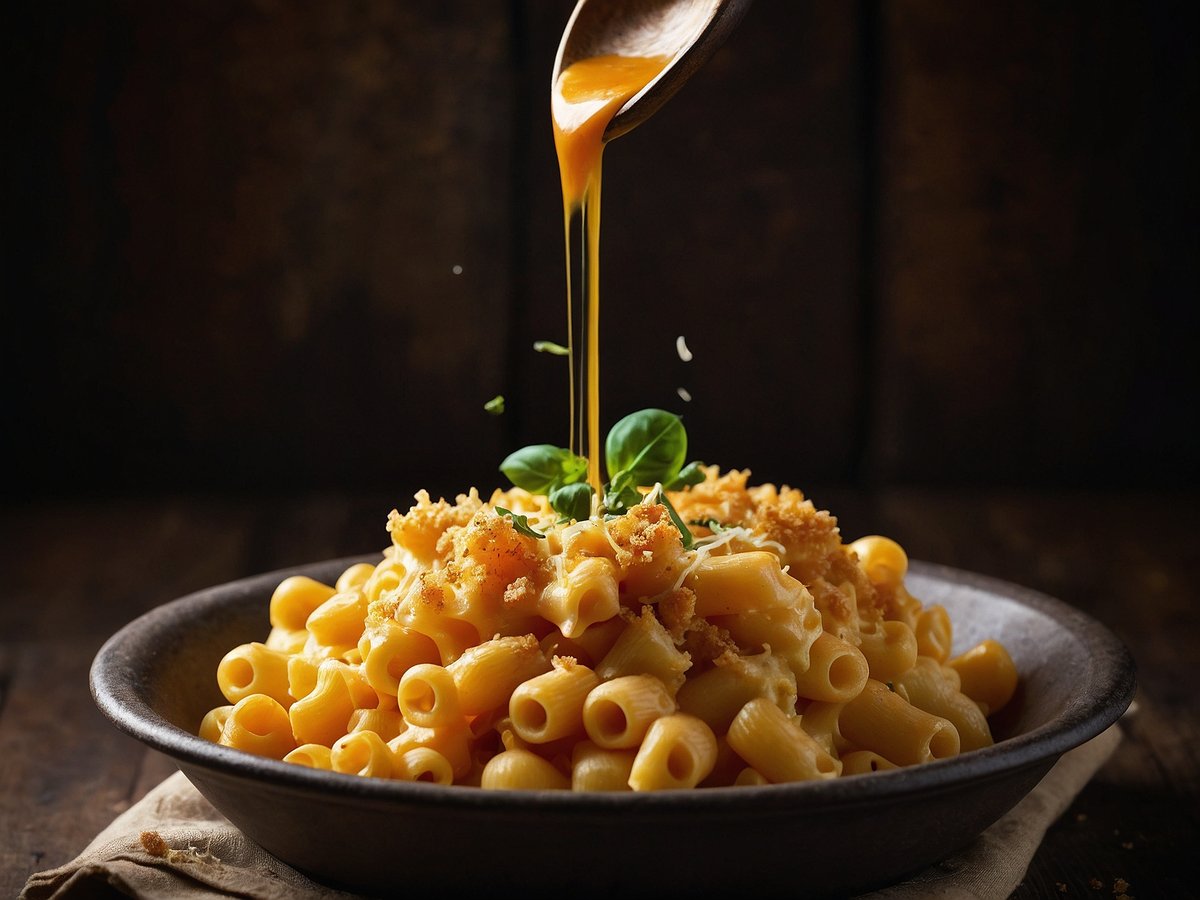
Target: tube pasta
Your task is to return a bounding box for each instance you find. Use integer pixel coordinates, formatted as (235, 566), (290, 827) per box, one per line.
(307, 590), (369, 648)
(570, 741), (636, 791)
(726, 698), (840, 783)
(914, 605), (953, 663)
(857, 619), (919, 682)
(388, 720), (473, 780)
(684, 551), (805, 617)
(509, 659), (599, 744)
(265, 626), (308, 655)
(848, 536), (908, 587)
(481, 749), (571, 790)
(840, 679), (961, 766)
(895, 657), (993, 752)
(219, 694), (296, 759)
(362, 622), (441, 698)
(447, 634), (551, 715)
(734, 767), (770, 786)
(675, 651), (795, 734)
(799, 701), (850, 756)
(336, 562), (377, 593)
(712, 604), (823, 674)
(595, 607), (690, 696)
(348, 708), (405, 741)
(629, 714), (718, 791)
(539, 557), (620, 638)
(793, 633), (869, 703)
(270, 576), (337, 631)
(217, 642), (292, 707)
(201, 472), (1016, 790)
(839, 749), (899, 776)
(331, 730), (394, 779)
(199, 705), (234, 743)
(288, 659), (356, 747)
(948, 639), (1018, 715)
(398, 663), (462, 729)
(284, 743), (334, 770)
(582, 675), (676, 749)
(393, 747), (455, 784)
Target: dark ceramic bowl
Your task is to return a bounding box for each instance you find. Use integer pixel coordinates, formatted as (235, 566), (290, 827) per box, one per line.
(92, 557), (1134, 898)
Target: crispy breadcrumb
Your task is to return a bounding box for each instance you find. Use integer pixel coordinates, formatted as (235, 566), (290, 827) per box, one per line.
(388, 489), (482, 563)
(680, 616), (739, 667)
(657, 587), (697, 642)
(140, 831), (168, 858)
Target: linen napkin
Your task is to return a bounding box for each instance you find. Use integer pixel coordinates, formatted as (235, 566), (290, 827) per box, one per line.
(22, 723), (1121, 900)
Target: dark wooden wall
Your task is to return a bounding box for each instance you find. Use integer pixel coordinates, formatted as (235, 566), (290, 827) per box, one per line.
(6, 2), (1196, 502)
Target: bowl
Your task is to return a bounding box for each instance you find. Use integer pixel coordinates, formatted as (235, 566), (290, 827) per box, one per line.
(91, 557), (1135, 897)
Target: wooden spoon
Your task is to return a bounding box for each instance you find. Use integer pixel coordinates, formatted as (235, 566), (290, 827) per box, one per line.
(553, 0), (754, 142)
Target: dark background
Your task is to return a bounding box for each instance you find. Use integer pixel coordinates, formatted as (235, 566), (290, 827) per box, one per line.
(5, 1), (1197, 502)
(3, 4), (1199, 894)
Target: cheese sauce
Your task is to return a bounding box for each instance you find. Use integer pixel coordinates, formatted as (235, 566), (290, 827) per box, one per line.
(552, 54), (670, 494)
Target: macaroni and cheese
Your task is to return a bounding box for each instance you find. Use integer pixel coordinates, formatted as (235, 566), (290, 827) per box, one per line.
(200, 467), (1018, 790)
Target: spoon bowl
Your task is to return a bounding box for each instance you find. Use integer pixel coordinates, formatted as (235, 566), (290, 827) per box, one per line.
(553, 0), (754, 141)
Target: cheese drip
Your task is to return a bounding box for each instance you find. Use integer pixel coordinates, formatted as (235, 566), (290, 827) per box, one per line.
(552, 53), (670, 495)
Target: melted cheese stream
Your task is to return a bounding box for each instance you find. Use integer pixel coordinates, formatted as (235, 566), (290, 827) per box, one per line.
(552, 54), (670, 494)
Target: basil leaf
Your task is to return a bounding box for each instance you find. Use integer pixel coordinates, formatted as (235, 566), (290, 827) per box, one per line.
(549, 482), (593, 523)
(500, 444), (573, 494)
(533, 340), (570, 356)
(560, 451), (589, 485)
(658, 491), (695, 550)
(605, 409), (688, 488)
(494, 506), (545, 539)
(483, 395), (505, 415)
(603, 482), (643, 516)
(664, 460), (705, 490)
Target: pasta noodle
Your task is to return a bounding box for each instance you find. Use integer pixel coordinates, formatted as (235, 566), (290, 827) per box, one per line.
(199, 469), (1018, 790)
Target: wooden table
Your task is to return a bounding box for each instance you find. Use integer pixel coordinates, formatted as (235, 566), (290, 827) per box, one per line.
(3, 488), (1196, 897)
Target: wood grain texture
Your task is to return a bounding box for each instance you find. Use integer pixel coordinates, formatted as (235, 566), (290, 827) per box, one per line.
(869, 2), (1197, 487)
(8, 1), (515, 499)
(0, 494), (395, 898)
(6, 3), (1193, 498)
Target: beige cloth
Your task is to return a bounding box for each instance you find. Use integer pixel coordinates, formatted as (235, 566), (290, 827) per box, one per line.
(22, 724), (1121, 900)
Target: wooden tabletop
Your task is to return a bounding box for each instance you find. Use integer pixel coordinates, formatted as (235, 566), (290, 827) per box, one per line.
(3, 488), (1196, 898)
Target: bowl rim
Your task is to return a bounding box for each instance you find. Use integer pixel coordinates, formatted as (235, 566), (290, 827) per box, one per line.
(91, 555), (1135, 813)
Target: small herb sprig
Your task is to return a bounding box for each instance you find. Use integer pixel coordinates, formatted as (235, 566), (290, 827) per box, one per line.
(493, 506), (546, 539)
(498, 408), (705, 545)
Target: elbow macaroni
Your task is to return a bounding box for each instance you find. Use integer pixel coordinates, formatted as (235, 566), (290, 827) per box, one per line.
(200, 470), (1018, 790)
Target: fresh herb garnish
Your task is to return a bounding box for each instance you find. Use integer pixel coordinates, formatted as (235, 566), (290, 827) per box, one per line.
(500, 445), (593, 521)
(484, 395), (505, 415)
(533, 340), (570, 356)
(658, 491), (695, 550)
(497, 408), (704, 545)
(549, 482), (594, 523)
(494, 506), (546, 539)
(499, 445), (588, 494)
(605, 408), (688, 490)
(665, 460), (705, 490)
(689, 517), (737, 532)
